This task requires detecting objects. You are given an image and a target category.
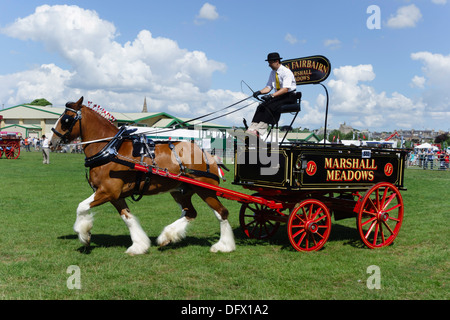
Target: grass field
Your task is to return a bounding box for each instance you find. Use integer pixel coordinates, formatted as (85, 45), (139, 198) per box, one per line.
(0, 151), (448, 301)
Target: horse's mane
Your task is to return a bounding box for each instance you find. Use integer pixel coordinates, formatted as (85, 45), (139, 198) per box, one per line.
(86, 101), (116, 124)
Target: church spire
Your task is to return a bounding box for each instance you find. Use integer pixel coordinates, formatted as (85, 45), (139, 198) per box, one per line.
(142, 97), (148, 113)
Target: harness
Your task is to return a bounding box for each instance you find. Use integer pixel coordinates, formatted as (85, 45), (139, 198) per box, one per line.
(85, 135), (220, 201)
(51, 104), (83, 144)
(52, 103), (224, 201)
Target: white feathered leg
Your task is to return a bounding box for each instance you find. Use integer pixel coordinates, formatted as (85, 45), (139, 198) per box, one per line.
(121, 213), (150, 255)
(210, 211), (236, 253)
(157, 215), (190, 247)
(74, 193), (96, 246)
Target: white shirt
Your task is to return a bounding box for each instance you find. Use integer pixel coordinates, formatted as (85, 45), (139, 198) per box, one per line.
(42, 138), (49, 148)
(266, 64), (297, 92)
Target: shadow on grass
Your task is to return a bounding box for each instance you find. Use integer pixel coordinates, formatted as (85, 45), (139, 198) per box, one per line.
(233, 223), (367, 252)
(58, 222), (367, 254)
(58, 234), (131, 254)
(58, 233), (216, 254)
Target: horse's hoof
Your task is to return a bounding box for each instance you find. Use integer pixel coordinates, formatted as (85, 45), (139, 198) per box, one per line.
(78, 232), (91, 246)
(158, 240), (171, 247)
(125, 244), (149, 255)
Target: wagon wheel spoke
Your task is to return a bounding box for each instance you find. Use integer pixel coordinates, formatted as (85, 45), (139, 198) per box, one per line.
(376, 189), (381, 211)
(381, 192), (397, 210)
(380, 187), (388, 209)
(362, 216), (377, 228)
(296, 232), (307, 248)
(313, 211), (326, 224)
(383, 203), (402, 214)
(379, 223), (386, 245)
(292, 228), (306, 241)
(239, 197), (281, 240)
(364, 220), (377, 240)
(367, 197), (379, 213)
(372, 223), (380, 246)
(381, 220), (395, 235)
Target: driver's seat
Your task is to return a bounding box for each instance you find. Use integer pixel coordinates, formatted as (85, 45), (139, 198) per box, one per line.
(267, 91), (302, 144)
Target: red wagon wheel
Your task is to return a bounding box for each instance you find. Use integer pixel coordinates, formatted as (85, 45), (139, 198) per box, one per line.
(357, 182), (404, 249)
(239, 197), (282, 240)
(5, 141), (20, 159)
(287, 199), (331, 252)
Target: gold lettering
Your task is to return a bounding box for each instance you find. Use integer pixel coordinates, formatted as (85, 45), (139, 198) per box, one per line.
(360, 160), (366, 169)
(361, 171), (369, 180)
(325, 158), (333, 169)
(371, 159), (377, 170)
(332, 158), (339, 169)
(346, 158), (352, 169)
(334, 170), (341, 180)
(326, 170), (334, 181)
(347, 170), (354, 181)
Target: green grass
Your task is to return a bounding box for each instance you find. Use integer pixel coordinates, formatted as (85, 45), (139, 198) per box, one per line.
(0, 151), (448, 300)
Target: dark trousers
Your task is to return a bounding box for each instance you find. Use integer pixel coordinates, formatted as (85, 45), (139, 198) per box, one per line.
(252, 91), (297, 125)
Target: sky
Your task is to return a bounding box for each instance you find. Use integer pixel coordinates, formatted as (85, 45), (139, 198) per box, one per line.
(0, 0), (449, 133)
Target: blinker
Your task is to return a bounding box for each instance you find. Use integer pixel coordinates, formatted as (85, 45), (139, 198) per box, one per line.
(61, 114), (76, 130)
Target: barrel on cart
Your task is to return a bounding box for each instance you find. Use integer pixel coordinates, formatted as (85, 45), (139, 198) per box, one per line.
(233, 142), (408, 251)
(0, 132), (21, 159)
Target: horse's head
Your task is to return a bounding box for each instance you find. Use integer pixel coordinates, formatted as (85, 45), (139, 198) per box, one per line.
(50, 96), (84, 150)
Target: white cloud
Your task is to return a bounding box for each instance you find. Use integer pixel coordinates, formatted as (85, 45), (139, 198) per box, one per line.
(0, 64), (75, 106)
(195, 3), (219, 23)
(324, 38), (341, 50)
(386, 4), (422, 29)
(0, 5), (229, 117)
(411, 51), (450, 85)
(325, 64), (426, 130)
(410, 75), (426, 88)
(285, 33), (298, 45)
(431, 0), (447, 4)
(411, 51), (450, 112)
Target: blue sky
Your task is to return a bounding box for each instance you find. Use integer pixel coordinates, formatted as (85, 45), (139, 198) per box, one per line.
(1, 0), (449, 132)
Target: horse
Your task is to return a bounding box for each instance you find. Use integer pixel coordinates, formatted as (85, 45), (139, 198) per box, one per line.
(50, 97), (235, 255)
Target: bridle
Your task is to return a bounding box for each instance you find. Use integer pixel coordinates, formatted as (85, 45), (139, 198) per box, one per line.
(51, 104), (82, 145)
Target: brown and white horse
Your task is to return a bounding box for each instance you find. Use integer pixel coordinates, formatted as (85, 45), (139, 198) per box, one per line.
(50, 97), (235, 255)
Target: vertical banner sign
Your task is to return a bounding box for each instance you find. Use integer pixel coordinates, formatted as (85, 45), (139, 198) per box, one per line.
(282, 55), (331, 85)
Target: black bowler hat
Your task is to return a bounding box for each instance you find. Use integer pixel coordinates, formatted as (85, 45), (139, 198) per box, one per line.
(265, 52), (282, 61)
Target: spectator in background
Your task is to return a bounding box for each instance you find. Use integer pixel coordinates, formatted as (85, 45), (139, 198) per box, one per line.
(24, 137), (31, 152)
(423, 149), (434, 170)
(445, 151), (449, 170)
(41, 135), (50, 164)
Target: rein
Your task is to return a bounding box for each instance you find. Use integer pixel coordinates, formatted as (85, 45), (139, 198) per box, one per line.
(62, 95), (256, 147)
